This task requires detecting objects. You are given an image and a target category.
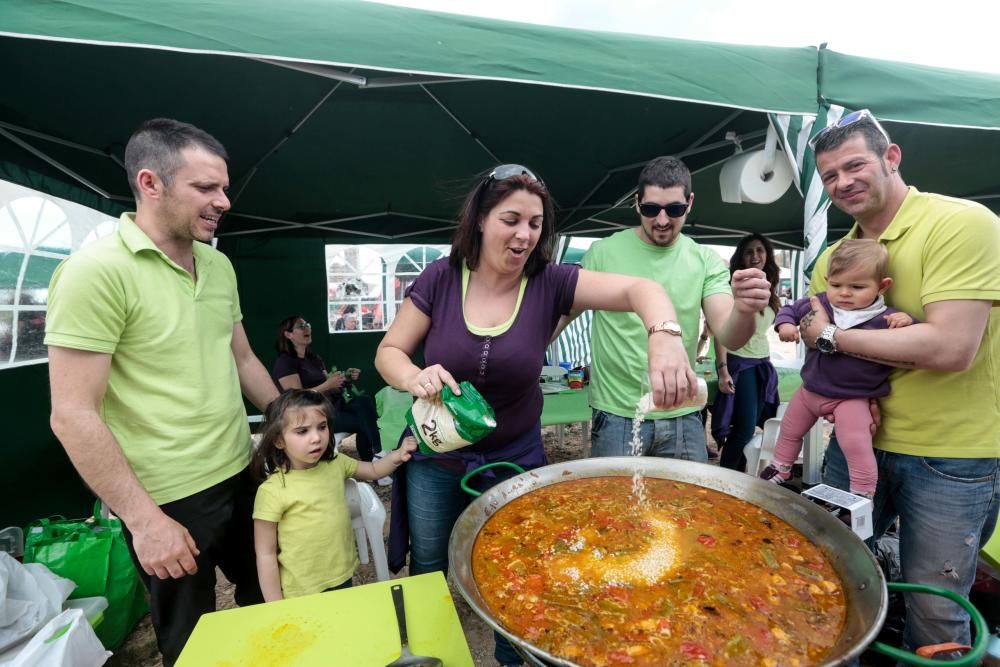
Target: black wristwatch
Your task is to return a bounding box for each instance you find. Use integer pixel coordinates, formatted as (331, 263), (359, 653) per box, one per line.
(816, 324), (839, 354)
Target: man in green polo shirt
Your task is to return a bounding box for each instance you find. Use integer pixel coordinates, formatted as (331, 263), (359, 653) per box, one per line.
(45, 119), (278, 666)
(800, 109), (1000, 653)
(571, 156), (771, 462)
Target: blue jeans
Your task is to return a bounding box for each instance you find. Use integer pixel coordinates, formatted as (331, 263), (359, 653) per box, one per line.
(823, 437), (1000, 650)
(590, 410), (708, 463)
(406, 457), (525, 665)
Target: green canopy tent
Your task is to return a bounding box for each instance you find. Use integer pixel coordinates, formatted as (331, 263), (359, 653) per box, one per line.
(4, 2), (999, 244)
(1, 0), (823, 249)
(3, 0), (1000, 527)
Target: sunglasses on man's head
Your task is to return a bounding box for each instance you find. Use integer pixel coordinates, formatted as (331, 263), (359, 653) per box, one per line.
(638, 201), (689, 219)
(808, 108), (891, 150)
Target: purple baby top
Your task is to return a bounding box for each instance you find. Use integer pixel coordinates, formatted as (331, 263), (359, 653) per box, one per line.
(775, 293), (909, 399)
(406, 258), (580, 451)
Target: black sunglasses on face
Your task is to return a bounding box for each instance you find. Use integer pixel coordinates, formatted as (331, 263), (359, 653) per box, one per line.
(638, 201), (689, 219)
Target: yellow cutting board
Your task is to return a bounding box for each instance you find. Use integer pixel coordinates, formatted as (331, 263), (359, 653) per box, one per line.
(176, 572), (474, 666)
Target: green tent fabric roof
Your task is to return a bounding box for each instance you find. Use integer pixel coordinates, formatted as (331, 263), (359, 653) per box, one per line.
(3, 0), (818, 113)
(2, 1), (999, 248)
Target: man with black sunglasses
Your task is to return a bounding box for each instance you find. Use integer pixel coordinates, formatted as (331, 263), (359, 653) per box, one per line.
(569, 155), (771, 463)
(798, 110), (1000, 654)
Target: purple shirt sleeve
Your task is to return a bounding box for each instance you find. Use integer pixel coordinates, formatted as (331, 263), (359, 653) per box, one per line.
(774, 296), (812, 330)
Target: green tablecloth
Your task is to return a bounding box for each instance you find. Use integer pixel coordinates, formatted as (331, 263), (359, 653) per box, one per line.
(375, 386), (413, 453)
(540, 389), (591, 426)
(540, 364), (724, 426)
(701, 360), (803, 404)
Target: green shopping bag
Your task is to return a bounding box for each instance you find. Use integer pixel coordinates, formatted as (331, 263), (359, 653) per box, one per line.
(24, 501), (149, 649)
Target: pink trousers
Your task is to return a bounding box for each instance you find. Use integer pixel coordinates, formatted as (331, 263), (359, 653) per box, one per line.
(773, 387), (877, 496)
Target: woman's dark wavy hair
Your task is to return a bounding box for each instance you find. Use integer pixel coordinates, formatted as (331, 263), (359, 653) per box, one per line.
(251, 389), (336, 481)
(729, 233), (781, 314)
(449, 171), (555, 278)
(275, 314), (304, 356)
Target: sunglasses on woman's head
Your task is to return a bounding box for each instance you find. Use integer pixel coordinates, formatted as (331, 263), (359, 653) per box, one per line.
(638, 201), (689, 219)
(482, 164), (544, 189)
(808, 108), (891, 150)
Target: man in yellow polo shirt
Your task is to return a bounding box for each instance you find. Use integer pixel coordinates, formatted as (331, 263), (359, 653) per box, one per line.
(800, 109), (1000, 653)
(45, 119), (279, 666)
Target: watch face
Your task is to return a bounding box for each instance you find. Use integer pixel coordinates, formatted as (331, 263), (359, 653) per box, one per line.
(816, 336), (835, 353)
(650, 321), (682, 336)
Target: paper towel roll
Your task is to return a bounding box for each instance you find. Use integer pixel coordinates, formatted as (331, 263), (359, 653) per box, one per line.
(719, 149), (794, 204)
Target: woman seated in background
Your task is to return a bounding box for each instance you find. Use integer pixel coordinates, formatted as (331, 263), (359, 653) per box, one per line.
(272, 315), (383, 464)
(711, 233), (780, 471)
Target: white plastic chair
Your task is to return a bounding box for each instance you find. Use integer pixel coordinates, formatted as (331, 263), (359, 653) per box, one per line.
(344, 478), (389, 582)
(743, 402), (791, 477)
(744, 403), (826, 484)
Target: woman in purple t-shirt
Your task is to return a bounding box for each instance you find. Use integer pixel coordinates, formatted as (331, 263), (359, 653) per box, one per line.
(375, 164), (700, 664)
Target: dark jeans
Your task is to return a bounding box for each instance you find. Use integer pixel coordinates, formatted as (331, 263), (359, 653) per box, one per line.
(823, 437), (1000, 651)
(718, 370), (762, 472)
(334, 394), (382, 462)
(406, 457), (525, 666)
(121, 468), (262, 667)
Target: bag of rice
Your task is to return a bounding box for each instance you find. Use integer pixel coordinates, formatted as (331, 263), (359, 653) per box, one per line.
(405, 381), (496, 455)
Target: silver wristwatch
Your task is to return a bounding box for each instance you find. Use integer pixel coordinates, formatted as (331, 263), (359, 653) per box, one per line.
(647, 320), (682, 337)
(816, 324), (839, 354)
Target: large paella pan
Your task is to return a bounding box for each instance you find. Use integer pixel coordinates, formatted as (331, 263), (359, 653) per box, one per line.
(448, 457), (987, 666)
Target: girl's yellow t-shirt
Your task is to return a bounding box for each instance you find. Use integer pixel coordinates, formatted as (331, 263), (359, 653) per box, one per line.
(253, 456), (360, 597)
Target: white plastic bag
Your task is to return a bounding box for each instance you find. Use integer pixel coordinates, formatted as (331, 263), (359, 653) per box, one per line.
(8, 609), (110, 667)
(0, 553), (75, 654)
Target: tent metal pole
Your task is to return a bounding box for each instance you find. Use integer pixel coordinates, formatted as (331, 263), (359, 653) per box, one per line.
(418, 84), (501, 164)
(564, 131), (769, 227)
(687, 110), (744, 150)
(256, 58), (368, 86)
(361, 76), (469, 89)
(230, 79), (345, 206)
(0, 128), (112, 199)
(0, 120), (124, 167)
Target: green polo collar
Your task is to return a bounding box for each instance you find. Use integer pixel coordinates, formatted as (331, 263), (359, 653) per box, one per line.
(117, 212), (216, 270)
(843, 186), (921, 242)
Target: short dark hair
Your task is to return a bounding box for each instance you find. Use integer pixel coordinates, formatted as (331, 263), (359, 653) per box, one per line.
(636, 156), (692, 201)
(812, 116), (890, 157)
(123, 118), (228, 199)
(449, 171), (555, 278)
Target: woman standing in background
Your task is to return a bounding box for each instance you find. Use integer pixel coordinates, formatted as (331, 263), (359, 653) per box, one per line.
(711, 233), (781, 471)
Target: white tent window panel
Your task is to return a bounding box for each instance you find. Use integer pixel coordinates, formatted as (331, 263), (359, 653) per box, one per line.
(325, 243), (450, 334)
(0, 180), (118, 368)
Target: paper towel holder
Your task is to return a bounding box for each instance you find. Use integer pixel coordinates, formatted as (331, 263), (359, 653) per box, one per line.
(718, 126), (794, 205)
